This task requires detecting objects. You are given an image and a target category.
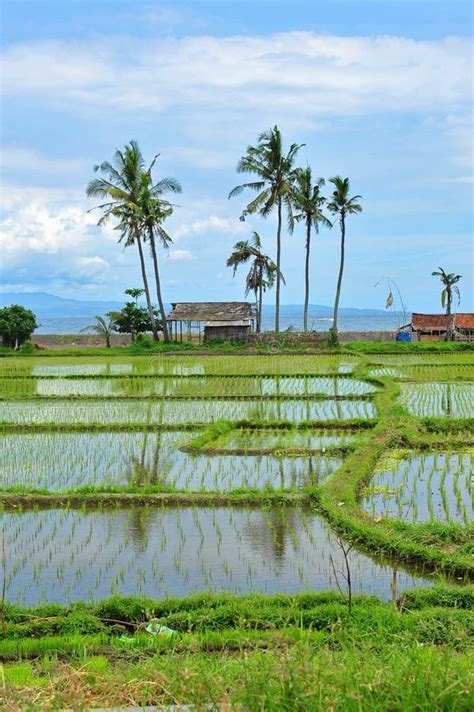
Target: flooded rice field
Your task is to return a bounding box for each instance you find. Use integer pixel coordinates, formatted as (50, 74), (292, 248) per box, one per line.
(0, 398), (376, 425)
(1, 352), (471, 611)
(362, 450), (473, 524)
(0, 355), (358, 378)
(3, 506), (432, 606)
(0, 431), (344, 491)
(1, 375), (375, 398)
(399, 382), (474, 418)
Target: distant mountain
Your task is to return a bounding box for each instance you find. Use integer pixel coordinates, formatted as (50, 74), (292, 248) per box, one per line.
(0, 292), (125, 317)
(0, 292), (405, 319)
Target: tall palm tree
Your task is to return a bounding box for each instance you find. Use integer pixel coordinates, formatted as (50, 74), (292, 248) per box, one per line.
(431, 267), (462, 341)
(327, 177), (362, 343)
(229, 126), (303, 332)
(140, 158), (181, 343)
(290, 167), (332, 332)
(80, 315), (114, 348)
(226, 232), (282, 332)
(86, 141), (159, 340)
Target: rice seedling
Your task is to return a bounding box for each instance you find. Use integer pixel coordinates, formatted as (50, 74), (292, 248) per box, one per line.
(361, 450), (473, 525)
(0, 375), (376, 399)
(1, 506), (431, 606)
(0, 397), (377, 425)
(0, 431), (344, 492)
(0, 354), (361, 378)
(399, 382), (474, 418)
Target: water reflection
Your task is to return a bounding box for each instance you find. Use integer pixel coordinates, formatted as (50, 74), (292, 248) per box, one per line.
(0, 431), (343, 491)
(4, 506), (433, 606)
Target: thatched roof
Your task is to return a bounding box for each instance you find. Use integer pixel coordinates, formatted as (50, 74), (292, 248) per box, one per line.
(410, 313), (474, 331)
(167, 302), (255, 323)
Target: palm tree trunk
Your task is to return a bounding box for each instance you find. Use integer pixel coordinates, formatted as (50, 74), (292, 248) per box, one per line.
(332, 213), (345, 339)
(148, 226), (170, 342)
(136, 234), (158, 341)
(446, 290), (454, 341)
(304, 217), (311, 332)
(258, 281), (263, 333)
(275, 198), (282, 333)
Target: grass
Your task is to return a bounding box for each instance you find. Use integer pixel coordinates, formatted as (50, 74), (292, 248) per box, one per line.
(1, 590), (473, 710)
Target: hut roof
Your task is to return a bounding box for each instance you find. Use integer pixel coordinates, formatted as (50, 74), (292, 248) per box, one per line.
(410, 313), (474, 331)
(411, 313), (449, 331)
(166, 302), (255, 323)
(454, 313), (474, 329)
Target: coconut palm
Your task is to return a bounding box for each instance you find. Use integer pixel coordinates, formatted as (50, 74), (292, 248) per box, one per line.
(290, 167), (332, 332)
(229, 126), (303, 332)
(227, 232), (282, 332)
(140, 158), (181, 343)
(80, 315), (114, 348)
(431, 267), (462, 340)
(86, 141), (159, 340)
(327, 177), (362, 343)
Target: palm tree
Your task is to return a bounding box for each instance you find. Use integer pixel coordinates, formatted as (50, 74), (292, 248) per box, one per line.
(229, 126), (303, 332)
(86, 141), (159, 340)
(431, 267), (462, 340)
(290, 167), (332, 332)
(327, 177), (362, 343)
(226, 232), (282, 332)
(80, 315), (114, 348)
(140, 157), (181, 343)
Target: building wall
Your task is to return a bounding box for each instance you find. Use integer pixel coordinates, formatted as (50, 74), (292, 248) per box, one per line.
(204, 325), (251, 341)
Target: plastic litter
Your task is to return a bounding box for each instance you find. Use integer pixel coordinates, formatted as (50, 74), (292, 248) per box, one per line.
(145, 620), (177, 636)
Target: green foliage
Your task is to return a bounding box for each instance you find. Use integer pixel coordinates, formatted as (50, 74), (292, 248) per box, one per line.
(0, 304), (38, 349)
(109, 303), (161, 340)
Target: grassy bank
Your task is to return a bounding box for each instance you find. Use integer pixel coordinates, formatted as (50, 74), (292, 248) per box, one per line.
(1, 589), (473, 710)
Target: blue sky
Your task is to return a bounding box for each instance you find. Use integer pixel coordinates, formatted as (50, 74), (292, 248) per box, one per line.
(1, 0), (472, 311)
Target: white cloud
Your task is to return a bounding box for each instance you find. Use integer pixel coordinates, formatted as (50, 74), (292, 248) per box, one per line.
(167, 249), (193, 261)
(0, 200), (99, 261)
(173, 215), (245, 238)
(1, 33), (471, 119)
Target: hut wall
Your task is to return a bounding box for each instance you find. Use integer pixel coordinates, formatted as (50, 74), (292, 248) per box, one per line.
(204, 325), (250, 342)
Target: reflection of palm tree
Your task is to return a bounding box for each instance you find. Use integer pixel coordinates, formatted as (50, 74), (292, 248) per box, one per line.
(126, 508), (154, 552)
(442, 383), (453, 417)
(334, 377), (343, 420)
(243, 508), (302, 562)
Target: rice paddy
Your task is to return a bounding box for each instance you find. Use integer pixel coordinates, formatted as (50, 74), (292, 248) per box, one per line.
(1, 350), (472, 610)
(0, 431), (343, 492)
(0, 397), (376, 425)
(3, 505), (430, 607)
(362, 450), (473, 524)
(0, 354), (359, 377)
(0, 375), (375, 398)
(399, 382), (474, 418)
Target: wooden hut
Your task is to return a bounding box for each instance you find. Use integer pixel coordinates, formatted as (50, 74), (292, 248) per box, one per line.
(398, 313), (474, 341)
(166, 302), (256, 342)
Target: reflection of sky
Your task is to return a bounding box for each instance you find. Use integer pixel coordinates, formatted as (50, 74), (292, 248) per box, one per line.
(5, 507), (433, 606)
(0, 355), (358, 378)
(21, 376), (375, 397)
(0, 398), (376, 425)
(363, 451), (473, 524)
(0, 431), (343, 491)
(400, 383), (474, 417)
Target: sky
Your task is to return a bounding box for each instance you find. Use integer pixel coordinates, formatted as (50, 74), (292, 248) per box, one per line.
(0, 0), (473, 312)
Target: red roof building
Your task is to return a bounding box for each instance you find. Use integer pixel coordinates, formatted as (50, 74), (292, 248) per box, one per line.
(399, 313), (474, 341)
